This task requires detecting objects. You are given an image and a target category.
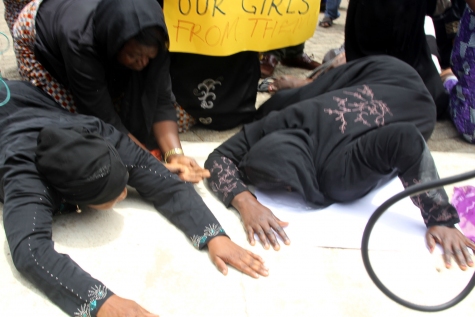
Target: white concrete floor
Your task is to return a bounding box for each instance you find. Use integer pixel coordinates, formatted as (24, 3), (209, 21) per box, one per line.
(1, 2), (475, 317)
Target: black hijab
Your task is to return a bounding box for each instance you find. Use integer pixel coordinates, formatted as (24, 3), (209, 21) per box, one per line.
(240, 129), (330, 206)
(93, 0), (168, 59)
(35, 126), (128, 205)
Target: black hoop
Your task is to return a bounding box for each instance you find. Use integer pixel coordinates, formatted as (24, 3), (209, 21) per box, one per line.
(361, 170), (475, 312)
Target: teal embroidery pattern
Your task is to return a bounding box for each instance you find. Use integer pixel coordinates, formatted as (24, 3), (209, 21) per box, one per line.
(74, 285), (108, 317)
(191, 224), (225, 249)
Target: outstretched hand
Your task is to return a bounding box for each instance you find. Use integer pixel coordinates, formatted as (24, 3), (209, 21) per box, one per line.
(232, 191), (290, 250)
(165, 155), (210, 183)
(97, 294), (159, 317)
(207, 236), (269, 278)
(426, 225), (475, 270)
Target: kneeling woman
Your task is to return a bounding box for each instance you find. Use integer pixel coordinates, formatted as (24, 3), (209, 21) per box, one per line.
(205, 55), (475, 270)
(13, 0), (198, 168)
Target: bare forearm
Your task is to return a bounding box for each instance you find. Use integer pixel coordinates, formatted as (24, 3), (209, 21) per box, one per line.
(152, 120), (182, 155)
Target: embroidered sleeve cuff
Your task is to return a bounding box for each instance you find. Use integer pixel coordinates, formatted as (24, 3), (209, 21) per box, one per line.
(75, 285), (114, 317)
(206, 156), (249, 207)
(190, 224), (227, 250)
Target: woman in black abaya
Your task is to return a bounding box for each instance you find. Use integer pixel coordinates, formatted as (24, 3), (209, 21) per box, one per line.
(13, 0), (202, 171)
(206, 56), (475, 270)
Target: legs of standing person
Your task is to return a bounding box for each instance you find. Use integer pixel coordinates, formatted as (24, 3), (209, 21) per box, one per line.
(280, 43), (320, 69)
(446, 7), (475, 143)
(319, 0), (342, 28)
(260, 48), (286, 78)
(260, 44), (320, 78)
(12, 0), (77, 112)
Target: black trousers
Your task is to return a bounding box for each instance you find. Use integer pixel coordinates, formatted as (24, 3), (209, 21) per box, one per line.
(319, 123), (455, 226)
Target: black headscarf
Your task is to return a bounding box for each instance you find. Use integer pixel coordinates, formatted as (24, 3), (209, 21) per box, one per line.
(240, 129), (330, 206)
(93, 0), (168, 58)
(35, 126), (128, 205)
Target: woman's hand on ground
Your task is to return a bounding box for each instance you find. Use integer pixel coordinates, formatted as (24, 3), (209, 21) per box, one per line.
(166, 155), (210, 183)
(426, 225), (475, 270)
(207, 236), (269, 278)
(97, 295), (159, 317)
(232, 191), (290, 250)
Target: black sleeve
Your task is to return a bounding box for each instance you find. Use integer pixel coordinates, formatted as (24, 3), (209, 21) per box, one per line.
(151, 55), (176, 123)
(398, 146), (460, 227)
(102, 127), (227, 249)
(3, 155), (114, 317)
(203, 115), (301, 207)
(204, 128), (254, 207)
(62, 47), (128, 134)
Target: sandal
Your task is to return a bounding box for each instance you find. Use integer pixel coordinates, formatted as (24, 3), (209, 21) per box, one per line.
(319, 16), (334, 28)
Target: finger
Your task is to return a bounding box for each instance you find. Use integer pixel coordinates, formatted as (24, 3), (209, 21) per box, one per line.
(274, 215), (289, 226)
(212, 256), (228, 276)
(277, 220), (289, 227)
(245, 257), (269, 277)
(452, 244), (468, 271)
(246, 226), (256, 246)
(235, 260), (260, 278)
(425, 231), (437, 253)
(201, 169), (211, 178)
(246, 250), (265, 264)
(188, 158), (198, 167)
(457, 238), (473, 269)
(256, 228), (270, 250)
(442, 246), (453, 269)
(164, 163), (185, 174)
(465, 236), (475, 251)
(264, 227), (280, 251)
(183, 172), (202, 184)
(272, 222), (291, 246)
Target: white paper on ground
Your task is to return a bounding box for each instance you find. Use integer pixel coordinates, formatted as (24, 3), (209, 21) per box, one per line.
(255, 177), (444, 253)
(181, 141), (456, 255)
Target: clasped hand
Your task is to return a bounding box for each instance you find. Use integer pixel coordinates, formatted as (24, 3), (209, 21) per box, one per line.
(164, 155), (210, 183)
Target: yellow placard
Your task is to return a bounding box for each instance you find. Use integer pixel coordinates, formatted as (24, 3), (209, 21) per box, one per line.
(164, 0), (320, 56)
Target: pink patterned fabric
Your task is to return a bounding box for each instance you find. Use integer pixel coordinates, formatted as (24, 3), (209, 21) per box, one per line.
(452, 186), (475, 242)
(12, 0), (77, 113)
(324, 85), (392, 133)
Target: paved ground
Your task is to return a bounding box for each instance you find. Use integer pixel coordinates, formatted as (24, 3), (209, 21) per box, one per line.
(1, 2), (475, 317)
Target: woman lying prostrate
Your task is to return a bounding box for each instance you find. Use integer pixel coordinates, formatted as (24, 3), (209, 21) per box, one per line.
(205, 56), (475, 271)
(12, 0), (205, 179)
(0, 81), (268, 317)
